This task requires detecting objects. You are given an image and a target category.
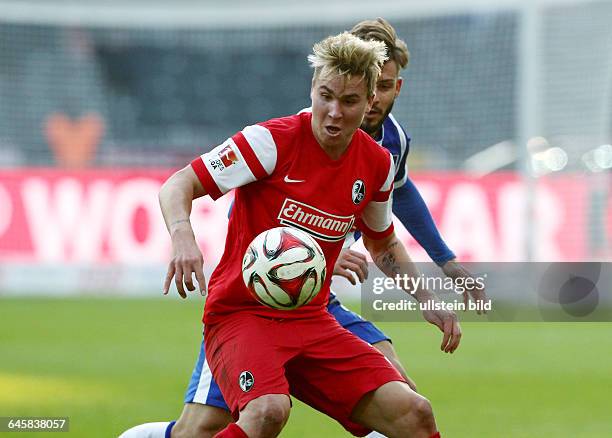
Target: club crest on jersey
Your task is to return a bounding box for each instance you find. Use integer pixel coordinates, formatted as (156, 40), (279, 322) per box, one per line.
(239, 371), (254, 392)
(209, 144), (239, 172)
(278, 199), (355, 242)
(352, 180), (365, 205)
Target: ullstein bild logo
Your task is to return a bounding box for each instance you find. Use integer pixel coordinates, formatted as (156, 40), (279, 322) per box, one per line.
(278, 199), (355, 242)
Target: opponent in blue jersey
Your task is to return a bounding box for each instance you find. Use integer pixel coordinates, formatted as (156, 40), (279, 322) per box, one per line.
(120, 18), (485, 438)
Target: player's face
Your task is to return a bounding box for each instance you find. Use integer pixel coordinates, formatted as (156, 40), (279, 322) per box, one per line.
(310, 73), (373, 153)
(361, 60), (403, 138)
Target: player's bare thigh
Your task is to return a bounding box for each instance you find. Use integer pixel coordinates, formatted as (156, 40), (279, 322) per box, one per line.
(171, 403), (233, 438)
(351, 381), (436, 438)
(372, 340), (418, 392)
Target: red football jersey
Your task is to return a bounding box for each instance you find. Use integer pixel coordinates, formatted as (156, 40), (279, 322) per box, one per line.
(191, 112), (394, 324)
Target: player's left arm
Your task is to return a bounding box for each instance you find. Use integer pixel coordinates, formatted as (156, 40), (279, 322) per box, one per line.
(393, 178), (487, 313)
(363, 232), (462, 354)
(358, 151), (460, 353)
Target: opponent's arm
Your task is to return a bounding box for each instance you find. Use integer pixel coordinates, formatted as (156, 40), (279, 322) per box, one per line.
(159, 165), (208, 298)
(393, 178), (487, 313)
(392, 179), (454, 265)
(363, 232), (462, 353)
(332, 248), (369, 285)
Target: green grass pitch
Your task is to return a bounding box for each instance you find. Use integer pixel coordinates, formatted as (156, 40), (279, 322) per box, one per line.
(0, 298), (609, 437)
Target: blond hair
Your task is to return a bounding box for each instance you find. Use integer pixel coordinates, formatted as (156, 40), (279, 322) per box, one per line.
(308, 32), (387, 97)
(350, 18), (410, 71)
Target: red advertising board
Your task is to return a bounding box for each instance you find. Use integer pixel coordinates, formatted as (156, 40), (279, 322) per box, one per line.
(0, 169), (609, 264)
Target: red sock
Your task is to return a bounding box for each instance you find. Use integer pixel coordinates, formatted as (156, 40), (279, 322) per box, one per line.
(430, 433), (441, 438)
(213, 423), (248, 438)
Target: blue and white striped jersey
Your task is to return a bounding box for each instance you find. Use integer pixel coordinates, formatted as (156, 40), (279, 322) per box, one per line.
(374, 113), (410, 188)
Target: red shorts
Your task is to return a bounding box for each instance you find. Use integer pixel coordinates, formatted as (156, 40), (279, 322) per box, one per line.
(204, 311), (405, 436)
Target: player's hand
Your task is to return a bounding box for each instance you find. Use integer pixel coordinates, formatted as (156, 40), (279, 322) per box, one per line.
(332, 249), (369, 285)
(163, 228), (207, 298)
(422, 306), (462, 353)
(441, 259), (488, 314)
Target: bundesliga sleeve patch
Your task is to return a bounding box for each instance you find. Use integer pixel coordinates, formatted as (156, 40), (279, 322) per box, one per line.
(195, 139), (258, 197)
(191, 124), (278, 199)
(209, 144), (240, 172)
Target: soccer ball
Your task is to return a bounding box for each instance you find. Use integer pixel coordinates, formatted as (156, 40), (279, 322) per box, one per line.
(242, 226), (326, 310)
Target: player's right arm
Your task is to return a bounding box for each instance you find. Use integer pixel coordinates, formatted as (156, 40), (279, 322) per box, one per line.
(159, 120), (282, 298)
(159, 165), (209, 298)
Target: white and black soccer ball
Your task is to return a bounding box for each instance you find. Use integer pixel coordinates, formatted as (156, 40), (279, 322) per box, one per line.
(242, 226), (326, 310)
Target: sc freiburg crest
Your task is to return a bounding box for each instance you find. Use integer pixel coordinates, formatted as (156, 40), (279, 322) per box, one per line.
(352, 180), (365, 205)
(239, 371), (254, 392)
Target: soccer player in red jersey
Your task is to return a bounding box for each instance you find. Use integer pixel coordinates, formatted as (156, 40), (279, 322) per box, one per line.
(155, 32), (455, 438)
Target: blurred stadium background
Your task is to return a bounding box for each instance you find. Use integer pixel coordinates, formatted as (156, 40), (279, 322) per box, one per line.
(0, 0), (610, 436)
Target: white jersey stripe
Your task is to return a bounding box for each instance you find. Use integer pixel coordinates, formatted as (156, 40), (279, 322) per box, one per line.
(395, 170), (409, 188)
(193, 358), (214, 404)
(388, 113), (409, 187)
(380, 152), (395, 193)
(241, 124), (277, 176)
(388, 113), (407, 161)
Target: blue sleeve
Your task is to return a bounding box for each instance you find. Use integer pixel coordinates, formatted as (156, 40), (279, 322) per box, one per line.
(392, 177), (455, 265)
